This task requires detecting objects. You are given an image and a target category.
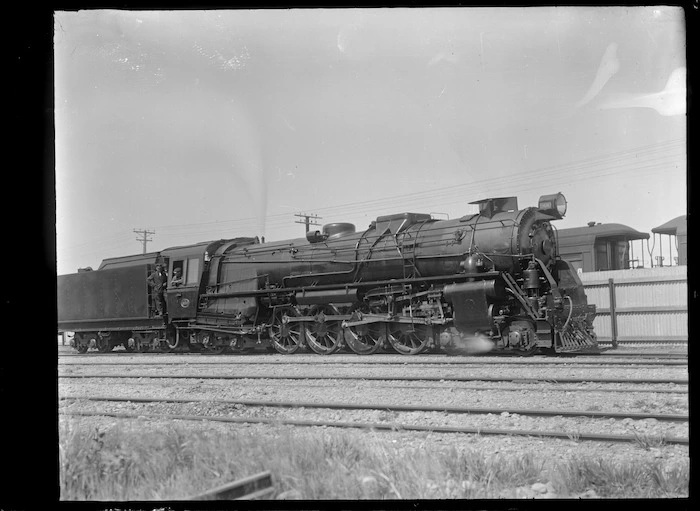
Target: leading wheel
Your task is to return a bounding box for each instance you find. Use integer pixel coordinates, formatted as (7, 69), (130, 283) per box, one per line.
(269, 306), (304, 354)
(306, 305), (343, 355)
(388, 323), (432, 355)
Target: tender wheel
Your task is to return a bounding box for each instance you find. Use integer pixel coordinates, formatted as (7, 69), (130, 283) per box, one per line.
(96, 333), (112, 353)
(388, 323), (432, 355)
(269, 306), (304, 354)
(123, 336), (136, 353)
(74, 332), (92, 353)
(344, 310), (385, 355)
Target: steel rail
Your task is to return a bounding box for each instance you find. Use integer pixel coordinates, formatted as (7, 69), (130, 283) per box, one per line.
(596, 352), (687, 358)
(206, 380), (689, 395)
(57, 349), (688, 359)
(58, 373), (689, 385)
(59, 410), (690, 446)
(57, 376), (690, 394)
(60, 394), (690, 422)
(57, 358), (688, 366)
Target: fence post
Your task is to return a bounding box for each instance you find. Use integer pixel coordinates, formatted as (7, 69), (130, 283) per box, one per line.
(608, 278), (618, 348)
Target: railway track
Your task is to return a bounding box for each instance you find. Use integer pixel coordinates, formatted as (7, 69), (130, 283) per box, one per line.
(103, 378), (687, 395)
(58, 347), (687, 361)
(58, 372), (688, 385)
(60, 406), (689, 446)
(58, 377), (689, 397)
(60, 356), (689, 482)
(58, 338), (689, 500)
(57, 354), (688, 366)
(60, 395), (690, 422)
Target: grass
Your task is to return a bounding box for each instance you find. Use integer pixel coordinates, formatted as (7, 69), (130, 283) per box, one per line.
(633, 432), (668, 450)
(59, 418), (689, 500)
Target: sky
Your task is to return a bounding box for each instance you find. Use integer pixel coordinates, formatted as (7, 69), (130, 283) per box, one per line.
(54, 7), (687, 275)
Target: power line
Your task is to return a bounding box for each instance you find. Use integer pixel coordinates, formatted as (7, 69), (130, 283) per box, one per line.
(133, 229), (155, 254)
(294, 213), (322, 233)
(59, 139), (685, 258)
(149, 138), (686, 233)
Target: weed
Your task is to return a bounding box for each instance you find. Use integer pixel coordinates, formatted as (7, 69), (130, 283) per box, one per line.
(59, 419), (689, 500)
(633, 432), (667, 450)
(550, 456), (689, 498)
(567, 431), (581, 443)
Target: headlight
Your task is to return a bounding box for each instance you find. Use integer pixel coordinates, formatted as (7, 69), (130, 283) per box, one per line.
(538, 193), (567, 218)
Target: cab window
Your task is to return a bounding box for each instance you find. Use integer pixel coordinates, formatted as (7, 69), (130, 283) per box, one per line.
(172, 260), (185, 278)
(186, 257), (200, 285)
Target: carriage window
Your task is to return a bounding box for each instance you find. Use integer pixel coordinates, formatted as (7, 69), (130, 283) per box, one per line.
(613, 241), (630, 270)
(594, 240), (630, 271)
(594, 242), (609, 271)
(186, 258), (200, 285)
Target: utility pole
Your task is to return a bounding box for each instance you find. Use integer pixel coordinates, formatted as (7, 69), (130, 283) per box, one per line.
(134, 229), (155, 254)
(294, 213), (321, 233)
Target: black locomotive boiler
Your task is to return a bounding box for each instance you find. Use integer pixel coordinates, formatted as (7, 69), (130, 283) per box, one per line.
(58, 192), (597, 355)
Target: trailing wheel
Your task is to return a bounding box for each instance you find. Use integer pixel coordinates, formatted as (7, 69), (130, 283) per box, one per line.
(134, 332), (154, 353)
(229, 335), (255, 354)
(306, 305), (343, 355)
(200, 333), (229, 354)
(269, 306), (304, 354)
(203, 345), (229, 355)
(344, 310), (385, 355)
(388, 323), (432, 355)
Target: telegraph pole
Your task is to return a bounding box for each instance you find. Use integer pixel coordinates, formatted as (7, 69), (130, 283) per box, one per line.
(294, 213), (321, 233)
(134, 229), (155, 254)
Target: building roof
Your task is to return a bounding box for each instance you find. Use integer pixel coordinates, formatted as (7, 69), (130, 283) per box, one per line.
(557, 223), (650, 243)
(651, 215), (686, 236)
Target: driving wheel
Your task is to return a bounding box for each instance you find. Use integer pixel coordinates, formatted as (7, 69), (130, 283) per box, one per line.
(388, 323), (432, 355)
(269, 306), (304, 354)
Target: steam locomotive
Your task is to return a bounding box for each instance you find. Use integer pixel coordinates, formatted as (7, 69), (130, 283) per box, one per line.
(58, 192), (597, 355)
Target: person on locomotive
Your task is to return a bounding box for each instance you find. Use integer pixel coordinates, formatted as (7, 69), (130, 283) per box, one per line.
(170, 267), (183, 287)
(147, 264), (168, 315)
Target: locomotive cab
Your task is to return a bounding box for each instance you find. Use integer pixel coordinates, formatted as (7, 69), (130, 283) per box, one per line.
(162, 241), (211, 319)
